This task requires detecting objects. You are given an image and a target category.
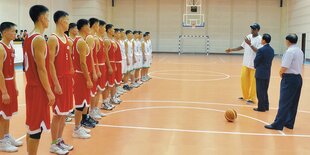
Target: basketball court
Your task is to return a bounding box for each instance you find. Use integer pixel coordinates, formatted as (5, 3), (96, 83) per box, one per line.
(0, 0), (310, 154)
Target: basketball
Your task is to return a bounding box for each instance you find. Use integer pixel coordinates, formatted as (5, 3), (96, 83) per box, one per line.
(225, 109), (237, 122)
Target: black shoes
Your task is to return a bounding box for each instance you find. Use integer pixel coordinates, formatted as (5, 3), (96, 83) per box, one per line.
(253, 108), (266, 112)
(264, 125), (283, 130)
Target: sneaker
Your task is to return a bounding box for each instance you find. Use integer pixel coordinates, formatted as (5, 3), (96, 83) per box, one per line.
(246, 100), (255, 104)
(68, 110), (75, 118)
(131, 83), (139, 88)
(137, 81), (143, 85)
(50, 144), (68, 155)
(141, 77), (147, 82)
(81, 119), (96, 129)
(65, 117), (72, 122)
(110, 97), (121, 105)
(118, 87), (127, 93)
(4, 135), (22, 147)
(106, 102), (116, 109)
(87, 116), (99, 125)
(80, 126), (91, 134)
(101, 102), (114, 111)
(94, 107), (106, 117)
(115, 97), (122, 103)
(0, 140), (18, 152)
(72, 127), (91, 139)
(59, 139), (73, 151)
(90, 110), (102, 120)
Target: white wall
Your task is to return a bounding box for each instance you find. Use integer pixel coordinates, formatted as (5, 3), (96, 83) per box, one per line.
(0, 0), (72, 35)
(110, 0), (284, 54)
(288, 0), (310, 59)
(0, 0), (286, 54)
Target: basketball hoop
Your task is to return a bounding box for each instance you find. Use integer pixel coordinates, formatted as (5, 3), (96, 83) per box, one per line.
(191, 23), (196, 29)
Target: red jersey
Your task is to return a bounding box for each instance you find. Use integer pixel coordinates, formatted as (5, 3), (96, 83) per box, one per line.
(97, 38), (106, 64)
(0, 42), (14, 79)
(23, 33), (50, 86)
(108, 39), (116, 62)
(115, 41), (122, 62)
(72, 37), (92, 73)
(52, 34), (72, 76)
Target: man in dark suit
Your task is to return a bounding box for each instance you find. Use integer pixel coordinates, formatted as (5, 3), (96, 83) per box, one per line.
(253, 33), (274, 112)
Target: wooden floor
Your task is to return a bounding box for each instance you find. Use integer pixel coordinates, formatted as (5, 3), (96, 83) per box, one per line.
(1, 53), (310, 155)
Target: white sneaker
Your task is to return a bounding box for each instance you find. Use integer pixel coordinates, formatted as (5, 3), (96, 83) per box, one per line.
(90, 110), (102, 120)
(0, 140), (18, 152)
(118, 87), (127, 93)
(137, 81), (143, 85)
(111, 97), (121, 104)
(50, 144), (68, 155)
(65, 117), (72, 122)
(72, 127), (91, 139)
(80, 126), (91, 134)
(95, 107), (106, 117)
(4, 135), (23, 147)
(131, 83), (139, 88)
(115, 97), (122, 103)
(58, 139), (73, 151)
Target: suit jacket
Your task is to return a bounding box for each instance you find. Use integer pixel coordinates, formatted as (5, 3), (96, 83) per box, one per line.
(254, 44), (274, 79)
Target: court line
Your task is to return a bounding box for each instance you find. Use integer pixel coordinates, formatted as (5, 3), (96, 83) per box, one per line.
(217, 56), (226, 63)
(104, 106), (285, 135)
(123, 100), (310, 114)
(149, 70), (230, 82)
(152, 72), (227, 77)
(16, 135), (26, 142)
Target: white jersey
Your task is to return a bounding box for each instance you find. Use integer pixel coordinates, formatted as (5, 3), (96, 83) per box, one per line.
(126, 39), (134, 58)
(119, 40), (126, 60)
(134, 39), (142, 56)
(147, 40), (152, 55)
(142, 40), (148, 55)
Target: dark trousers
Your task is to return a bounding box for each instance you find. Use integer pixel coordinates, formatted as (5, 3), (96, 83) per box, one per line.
(256, 78), (270, 110)
(272, 74), (303, 129)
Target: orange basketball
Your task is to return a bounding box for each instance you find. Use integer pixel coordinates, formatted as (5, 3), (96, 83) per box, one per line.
(225, 109), (237, 122)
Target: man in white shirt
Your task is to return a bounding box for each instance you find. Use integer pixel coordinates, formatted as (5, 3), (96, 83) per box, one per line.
(265, 34), (303, 130)
(226, 23), (262, 104)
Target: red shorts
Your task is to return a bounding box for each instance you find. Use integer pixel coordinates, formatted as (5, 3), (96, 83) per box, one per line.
(74, 73), (90, 108)
(115, 62), (122, 85)
(90, 73), (98, 97)
(26, 85), (50, 134)
(97, 64), (107, 91)
(0, 79), (18, 120)
(53, 75), (74, 116)
(107, 63), (116, 87)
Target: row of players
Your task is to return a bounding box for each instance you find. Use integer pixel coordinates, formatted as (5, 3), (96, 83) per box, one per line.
(0, 5), (152, 155)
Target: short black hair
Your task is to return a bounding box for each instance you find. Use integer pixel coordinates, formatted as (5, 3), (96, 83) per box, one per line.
(262, 33), (271, 44)
(145, 32), (150, 35)
(68, 23), (77, 31)
(89, 18), (99, 28)
(21, 30), (24, 32)
(114, 28), (120, 33)
(0, 22), (16, 33)
(126, 30), (132, 35)
(286, 34), (298, 44)
(133, 31), (138, 35)
(143, 34), (147, 37)
(77, 19), (89, 31)
(120, 28), (124, 32)
(29, 5), (49, 23)
(138, 31), (142, 34)
(99, 20), (106, 26)
(105, 24), (113, 32)
(53, 10), (68, 23)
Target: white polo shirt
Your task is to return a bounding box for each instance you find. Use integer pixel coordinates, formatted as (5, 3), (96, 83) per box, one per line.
(241, 34), (262, 69)
(282, 44), (304, 74)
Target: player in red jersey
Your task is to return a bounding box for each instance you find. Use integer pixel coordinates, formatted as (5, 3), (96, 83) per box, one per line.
(104, 24), (121, 104)
(23, 5), (55, 155)
(0, 22), (23, 153)
(48, 10), (74, 154)
(72, 19), (94, 138)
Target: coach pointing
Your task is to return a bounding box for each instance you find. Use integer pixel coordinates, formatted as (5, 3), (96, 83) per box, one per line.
(226, 23), (262, 104)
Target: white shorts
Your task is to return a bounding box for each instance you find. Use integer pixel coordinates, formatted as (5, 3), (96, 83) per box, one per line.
(121, 59), (127, 74)
(127, 56), (134, 72)
(142, 55), (151, 68)
(134, 55), (142, 70)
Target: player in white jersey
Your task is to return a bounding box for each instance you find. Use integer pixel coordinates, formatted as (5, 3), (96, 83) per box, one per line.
(145, 32), (152, 80)
(133, 31), (143, 87)
(123, 30), (136, 89)
(141, 33), (151, 82)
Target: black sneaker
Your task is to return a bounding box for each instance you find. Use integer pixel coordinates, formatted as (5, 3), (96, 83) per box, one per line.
(81, 119), (95, 129)
(87, 116), (99, 125)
